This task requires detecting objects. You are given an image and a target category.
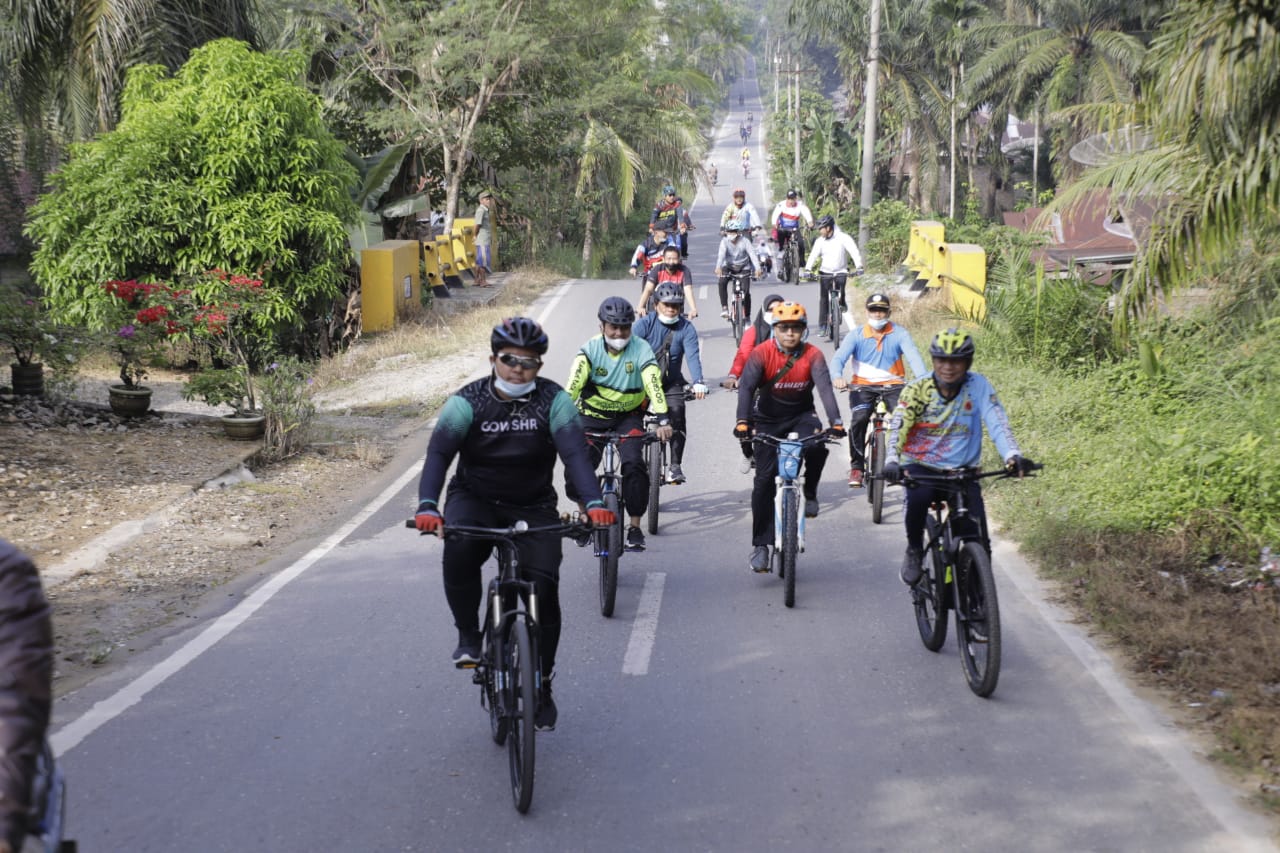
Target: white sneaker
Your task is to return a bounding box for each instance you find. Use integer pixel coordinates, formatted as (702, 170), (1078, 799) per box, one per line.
(720, 307), (730, 318)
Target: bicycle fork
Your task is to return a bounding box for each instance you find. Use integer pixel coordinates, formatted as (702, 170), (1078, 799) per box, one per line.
(772, 479), (807, 552)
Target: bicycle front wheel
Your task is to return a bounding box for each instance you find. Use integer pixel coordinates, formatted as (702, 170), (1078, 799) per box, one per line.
(599, 492), (621, 617)
(869, 429), (886, 522)
(956, 542), (1001, 697)
(914, 518), (949, 651)
(731, 293), (745, 345)
(647, 443), (662, 535)
(486, 619), (507, 745)
(782, 489), (798, 608)
(827, 291), (841, 345)
(506, 619), (537, 813)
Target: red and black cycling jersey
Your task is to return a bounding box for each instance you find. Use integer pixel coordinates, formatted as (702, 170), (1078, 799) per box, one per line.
(643, 263), (693, 291)
(736, 340), (842, 425)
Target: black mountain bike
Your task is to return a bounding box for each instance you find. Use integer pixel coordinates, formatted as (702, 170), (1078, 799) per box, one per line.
(860, 385), (897, 524)
(406, 517), (589, 812)
(779, 233), (801, 283)
(905, 463), (1041, 697)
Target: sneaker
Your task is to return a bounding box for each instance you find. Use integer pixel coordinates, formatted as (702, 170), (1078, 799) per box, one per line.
(901, 548), (924, 586)
(452, 629), (482, 668)
(536, 673), (557, 732)
(804, 497), (820, 518)
(740, 456), (755, 474)
(720, 307), (730, 318)
(667, 463), (686, 484)
(749, 545), (771, 573)
(626, 526), (646, 551)
(848, 468), (864, 488)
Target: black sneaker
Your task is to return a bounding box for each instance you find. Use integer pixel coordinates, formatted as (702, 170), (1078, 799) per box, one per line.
(626, 526), (646, 551)
(573, 527), (592, 548)
(901, 548), (924, 586)
(667, 463), (686, 484)
(536, 674), (557, 732)
(804, 497), (820, 518)
(452, 629), (482, 668)
(750, 545), (771, 573)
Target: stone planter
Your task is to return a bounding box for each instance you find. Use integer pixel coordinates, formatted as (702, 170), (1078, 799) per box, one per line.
(10, 362), (44, 396)
(220, 412), (266, 440)
(108, 384), (153, 417)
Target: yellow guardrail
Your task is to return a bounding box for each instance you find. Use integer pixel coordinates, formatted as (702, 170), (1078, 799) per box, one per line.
(358, 216), (488, 333)
(902, 221), (986, 320)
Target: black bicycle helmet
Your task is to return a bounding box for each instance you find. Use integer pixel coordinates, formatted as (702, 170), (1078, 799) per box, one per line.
(816, 214), (835, 230)
(929, 327), (976, 359)
(598, 296), (636, 326)
(654, 282), (684, 305)
(865, 292), (891, 311)
(491, 317), (549, 354)
(786, 188), (798, 199)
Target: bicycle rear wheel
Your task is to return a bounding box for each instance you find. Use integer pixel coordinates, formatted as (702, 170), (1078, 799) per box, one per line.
(914, 517), (949, 651)
(956, 542), (1001, 697)
(599, 492), (621, 617)
(869, 429), (886, 523)
(647, 443), (662, 535)
(782, 490), (798, 608)
(505, 619), (537, 813)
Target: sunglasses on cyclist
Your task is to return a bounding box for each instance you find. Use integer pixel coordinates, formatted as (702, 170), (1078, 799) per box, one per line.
(497, 353), (543, 370)
(774, 323), (805, 334)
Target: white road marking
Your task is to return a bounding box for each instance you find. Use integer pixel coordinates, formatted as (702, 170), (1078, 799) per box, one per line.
(698, 285), (708, 301)
(534, 280), (574, 324)
(52, 461), (422, 757)
(622, 572), (666, 675)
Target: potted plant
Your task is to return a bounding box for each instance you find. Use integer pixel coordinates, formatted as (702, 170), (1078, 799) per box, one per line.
(0, 288), (72, 396)
(179, 270), (276, 439)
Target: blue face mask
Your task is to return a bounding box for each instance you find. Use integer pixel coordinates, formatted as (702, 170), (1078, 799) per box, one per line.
(493, 374), (536, 398)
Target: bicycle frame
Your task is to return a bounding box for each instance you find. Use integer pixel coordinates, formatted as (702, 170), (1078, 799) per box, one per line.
(773, 437), (808, 553)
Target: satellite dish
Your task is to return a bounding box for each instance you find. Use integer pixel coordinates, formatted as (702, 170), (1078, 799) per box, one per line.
(1069, 126), (1154, 166)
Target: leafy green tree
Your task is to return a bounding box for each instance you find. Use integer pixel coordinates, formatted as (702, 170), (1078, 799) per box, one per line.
(25, 39), (357, 331)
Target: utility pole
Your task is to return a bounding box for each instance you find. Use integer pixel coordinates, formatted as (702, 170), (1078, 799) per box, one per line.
(774, 53), (780, 115)
(857, 0), (882, 254)
(793, 60), (801, 182)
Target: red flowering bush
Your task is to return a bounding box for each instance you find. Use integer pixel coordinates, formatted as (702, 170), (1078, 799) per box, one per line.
(179, 270), (276, 415)
(101, 279), (188, 388)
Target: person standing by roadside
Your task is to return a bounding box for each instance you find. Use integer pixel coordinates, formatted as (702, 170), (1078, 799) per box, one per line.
(473, 190), (494, 288)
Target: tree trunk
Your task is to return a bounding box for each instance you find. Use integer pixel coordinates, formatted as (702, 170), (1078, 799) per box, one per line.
(581, 215), (594, 278)
(948, 67), (957, 220)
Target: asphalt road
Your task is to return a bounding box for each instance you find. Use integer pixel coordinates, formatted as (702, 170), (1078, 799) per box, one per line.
(50, 74), (1278, 853)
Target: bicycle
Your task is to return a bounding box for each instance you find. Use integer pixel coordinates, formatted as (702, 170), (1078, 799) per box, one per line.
(725, 266), (752, 345)
(642, 389), (701, 535)
(405, 516), (589, 813)
(858, 385), (898, 524)
(904, 463), (1042, 697)
(582, 428), (654, 617)
(778, 231), (801, 283)
(752, 431), (836, 608)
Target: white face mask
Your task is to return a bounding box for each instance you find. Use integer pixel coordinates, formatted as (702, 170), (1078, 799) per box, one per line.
(658, 312), (680, 325)
(606, 336), (630, 351)
(868, 316), (889, 331)
(493, 374), (536, 397)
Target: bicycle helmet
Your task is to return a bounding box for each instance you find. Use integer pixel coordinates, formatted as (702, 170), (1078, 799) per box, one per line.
(491, 317), (549, 354)
(865, 292), (891, 311)
(770, 301), (808, 326)
(816, 214), (835, 230)
(786, 188), (798, 199)
(733, 188), (746, 198)
(929, 327), (976, 359)
(598, 296), (636, 326)
(725, 222), (743, 233)
(662, 184), (676, 195)
(654, 282), (684, 306)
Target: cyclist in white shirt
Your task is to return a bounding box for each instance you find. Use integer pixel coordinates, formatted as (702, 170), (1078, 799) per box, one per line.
(769, 189), (815, 267)
(804, 214), (864, 338)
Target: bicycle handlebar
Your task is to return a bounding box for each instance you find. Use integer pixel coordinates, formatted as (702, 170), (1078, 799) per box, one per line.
(404, 518), (594, 539)
(901, 461), (1044, 488)
(582, 428), (659, 444)
(750, 431), (839, 448)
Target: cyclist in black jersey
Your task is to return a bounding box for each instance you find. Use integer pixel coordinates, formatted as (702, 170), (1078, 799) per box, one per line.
(415, 318), (616, 731)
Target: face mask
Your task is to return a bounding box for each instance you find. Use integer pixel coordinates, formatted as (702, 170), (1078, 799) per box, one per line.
(658, 312), (679, 325)
(493, 374), (536, 397)
(606, 336), (629, 351)
(868, 317), (889, 331)
(729, 233), (741, 242)
(664, 261), (680, 270)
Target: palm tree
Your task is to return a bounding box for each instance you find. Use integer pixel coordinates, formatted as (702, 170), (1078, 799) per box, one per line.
(966, 0), (1147, 180)
(0, 0), (262, 142)
(574, 119), (643, 277)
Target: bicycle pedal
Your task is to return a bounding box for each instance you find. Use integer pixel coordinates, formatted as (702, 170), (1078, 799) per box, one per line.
(456, 660), (479, 670)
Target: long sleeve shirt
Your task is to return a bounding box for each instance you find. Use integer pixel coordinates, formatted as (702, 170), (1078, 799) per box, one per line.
(832, 322), (927, 385)
(770, 200), (813, 231)
(736, 341), (842, 426)
(632, 312), (705, 387)
(805, 228), (863, 273)
(887, 371), (1021, 469)
(720, 202), (761, 232)
(566, 335), (669, 419)
(715, 237), (762, 273)
(416, 376), (602, 508)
